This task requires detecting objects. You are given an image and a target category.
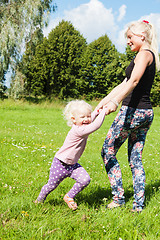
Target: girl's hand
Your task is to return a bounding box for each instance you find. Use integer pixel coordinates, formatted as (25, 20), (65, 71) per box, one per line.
(95, 104), (103, 112)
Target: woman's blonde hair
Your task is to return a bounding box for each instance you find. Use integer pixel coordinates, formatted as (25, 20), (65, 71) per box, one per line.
(125, 20), (160, 70)
(64, 100), (92, 127)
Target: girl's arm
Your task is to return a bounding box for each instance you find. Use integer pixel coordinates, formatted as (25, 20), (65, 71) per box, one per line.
(91, 108), (99, 122)
(76, 109), (106, 137)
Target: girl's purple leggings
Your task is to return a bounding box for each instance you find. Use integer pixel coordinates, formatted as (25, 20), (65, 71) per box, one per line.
(37, 157), (90, 202)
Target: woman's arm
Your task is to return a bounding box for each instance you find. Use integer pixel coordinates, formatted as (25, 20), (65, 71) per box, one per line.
(96, 78), (127, 110)
(98, 50), (153, 114)
(114, 51), (152, 103)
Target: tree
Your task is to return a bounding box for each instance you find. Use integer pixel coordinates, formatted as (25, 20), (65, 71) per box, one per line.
(151, 71), (160, 106)
(10, 28), (44, 98)
(0, 73), (7, 98)
(24, 20), (87, 98)
(80, 35), (123, 99)
(9, 71), (26, 99)
(125, 45), (136, 61)
(0, 0), (56, 81)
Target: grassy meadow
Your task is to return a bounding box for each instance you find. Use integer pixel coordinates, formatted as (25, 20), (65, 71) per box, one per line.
(0, 99), (160, 240)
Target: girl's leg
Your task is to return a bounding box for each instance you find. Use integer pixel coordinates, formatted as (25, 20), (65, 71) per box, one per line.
(102, 107), (130, 205)
(36, 158), (71, 202)
(128, 109), (154, 211)
(63, 163), (90, 210)
(67, 163), (90, 199)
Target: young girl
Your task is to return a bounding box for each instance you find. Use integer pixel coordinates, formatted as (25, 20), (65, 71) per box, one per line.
(35, 100), (107, 210)
(97, 20), (160, 212)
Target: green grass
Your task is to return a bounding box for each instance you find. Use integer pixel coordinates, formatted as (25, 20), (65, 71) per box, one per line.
(0, 99), (160, 240)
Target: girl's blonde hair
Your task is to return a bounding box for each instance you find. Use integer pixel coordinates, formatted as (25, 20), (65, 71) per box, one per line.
(64, 100), (92, 127)
(125, 20), (160, 70)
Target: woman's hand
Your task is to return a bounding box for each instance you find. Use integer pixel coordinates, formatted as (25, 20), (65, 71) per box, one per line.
(104, 101), (118, 115)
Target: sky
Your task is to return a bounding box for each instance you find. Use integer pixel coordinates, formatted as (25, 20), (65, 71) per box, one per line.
(43, 0), (160, 53)
(5, 0), (160, 87)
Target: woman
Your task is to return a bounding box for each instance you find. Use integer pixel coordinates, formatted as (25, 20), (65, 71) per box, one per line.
(97, 20), (160, 212)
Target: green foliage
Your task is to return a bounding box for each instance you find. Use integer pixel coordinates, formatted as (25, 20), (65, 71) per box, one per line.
(0, 0), (56, 79)
(0, 100), (160, 239)
(8, 19), (160, 105)
(10, 29), (45, 98)
(125, 45), (137, 61)
(9, 71), (26, 99)
(24, 20), (87, 98)
(0, 72), (7, 99)
(151, 71), (160, 106)
(80, 35), (123, 99)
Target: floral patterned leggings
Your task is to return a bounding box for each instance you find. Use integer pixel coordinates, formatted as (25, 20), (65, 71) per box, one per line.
(101, 106), (154, 210)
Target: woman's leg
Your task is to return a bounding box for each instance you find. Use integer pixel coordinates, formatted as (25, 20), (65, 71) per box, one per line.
(128, 109), (154, 211)
(102, 107), (130, 205)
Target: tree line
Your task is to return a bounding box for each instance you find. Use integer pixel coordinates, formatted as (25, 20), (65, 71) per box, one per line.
(2, 18), (160, 105)
(0, 0), (56, 98)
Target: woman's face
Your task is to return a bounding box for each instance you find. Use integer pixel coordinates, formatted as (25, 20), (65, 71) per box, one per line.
(126, 29), (144, 52)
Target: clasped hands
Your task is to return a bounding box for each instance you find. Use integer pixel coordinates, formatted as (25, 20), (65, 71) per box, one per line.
(96, 101), (118, 115)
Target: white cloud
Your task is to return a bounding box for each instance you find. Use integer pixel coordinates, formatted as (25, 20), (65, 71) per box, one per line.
(43, 2), (160, 53)
(64, 0), (117, 42)
(44, 0), (118, 43)
(116, 28), (127, 53)
(117, 5), (127, 22)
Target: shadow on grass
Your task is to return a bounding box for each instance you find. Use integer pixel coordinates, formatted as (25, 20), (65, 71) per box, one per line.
(124, 179), (160, 206)
(48, 198), (63, 206)
(47, 179), (160, 208)
(145, 179), (160, 202)
(47, 187), (112, 208)
(76, 186), (133, 207)
(78, 178), (160, 208)
(77, 186), (112, 207)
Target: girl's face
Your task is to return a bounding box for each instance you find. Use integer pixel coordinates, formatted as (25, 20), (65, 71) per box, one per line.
(72, 108), (92, 126)
(126, 29), (144, 52)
